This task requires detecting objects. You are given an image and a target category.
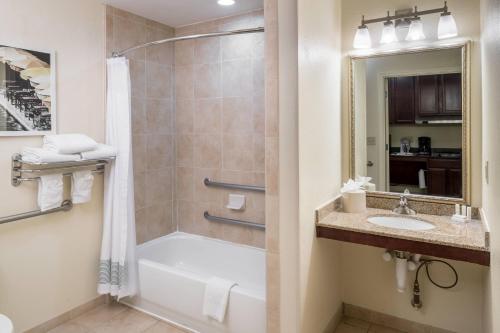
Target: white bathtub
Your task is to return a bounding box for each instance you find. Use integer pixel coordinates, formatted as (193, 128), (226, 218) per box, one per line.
(123, 232), (266, 333)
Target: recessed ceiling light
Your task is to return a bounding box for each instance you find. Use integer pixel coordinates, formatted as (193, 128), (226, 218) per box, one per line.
(218, 0), (235, 6)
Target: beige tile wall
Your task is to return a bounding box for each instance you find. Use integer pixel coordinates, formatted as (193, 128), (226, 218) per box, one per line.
(173, 10), (266, 248)
(106, 6), (176, 244)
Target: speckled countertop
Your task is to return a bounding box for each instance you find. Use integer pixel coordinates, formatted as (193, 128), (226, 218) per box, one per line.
(317, 208), (489, 252)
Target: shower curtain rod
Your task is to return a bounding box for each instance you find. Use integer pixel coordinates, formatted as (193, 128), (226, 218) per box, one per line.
(112, 26), (265, 58)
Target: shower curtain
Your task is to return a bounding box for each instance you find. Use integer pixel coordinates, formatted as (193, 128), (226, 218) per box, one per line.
(98, 57), (138, 299)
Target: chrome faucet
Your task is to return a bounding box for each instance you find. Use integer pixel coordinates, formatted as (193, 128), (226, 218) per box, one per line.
(393, 189), (416, 215)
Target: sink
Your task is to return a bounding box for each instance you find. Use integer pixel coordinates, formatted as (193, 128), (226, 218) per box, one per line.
(367, 215), (435, 231)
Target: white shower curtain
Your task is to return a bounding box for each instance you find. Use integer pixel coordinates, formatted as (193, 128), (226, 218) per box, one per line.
(98, 57), (138, 299)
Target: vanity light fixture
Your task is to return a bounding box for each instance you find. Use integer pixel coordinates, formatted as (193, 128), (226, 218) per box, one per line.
(217, 0), (235, 6)
(380, 12), (398, 44)
(353, 18), (372, 49)
(405, 16), (426, 41)
(353, 1), (457, 49)
(438, 11), (458, 39)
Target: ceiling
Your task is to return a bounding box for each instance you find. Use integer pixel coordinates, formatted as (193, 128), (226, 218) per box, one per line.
(103, 0), (264, 27)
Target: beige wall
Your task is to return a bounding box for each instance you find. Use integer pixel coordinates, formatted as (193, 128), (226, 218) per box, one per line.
(173, 11), (266, 248)
(480, 0), (500, 331)
(298, 0), (344, 331)
(0, 0), (105, 331)
(106, 6), (177, 245)
(341, 0), (485, 332)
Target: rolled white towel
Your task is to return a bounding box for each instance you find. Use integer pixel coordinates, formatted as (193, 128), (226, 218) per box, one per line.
(22, 147), (81, 163)
(43, 134), (98, 154)
(80, 144), (117, 160)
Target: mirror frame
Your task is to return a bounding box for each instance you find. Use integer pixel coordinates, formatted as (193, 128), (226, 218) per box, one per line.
(347, 41), (471, 205)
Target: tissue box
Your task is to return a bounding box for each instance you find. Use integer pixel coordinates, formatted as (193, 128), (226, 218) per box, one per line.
(342, 190), (366, 213)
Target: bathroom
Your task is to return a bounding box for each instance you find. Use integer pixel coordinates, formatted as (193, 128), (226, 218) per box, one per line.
(0, 0), (499, 332)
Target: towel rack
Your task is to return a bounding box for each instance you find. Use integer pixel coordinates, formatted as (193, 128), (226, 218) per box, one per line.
(0, 200), (73, 225)
(11, 154), (114, 186)
(204, 211), (265, 230)
(203, 178), (265, 193)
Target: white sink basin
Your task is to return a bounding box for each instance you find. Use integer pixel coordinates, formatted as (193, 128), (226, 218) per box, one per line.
(367, 215), (435, 231)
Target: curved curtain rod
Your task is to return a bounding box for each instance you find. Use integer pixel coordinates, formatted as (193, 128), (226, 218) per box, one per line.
(112, 26), (265, 58)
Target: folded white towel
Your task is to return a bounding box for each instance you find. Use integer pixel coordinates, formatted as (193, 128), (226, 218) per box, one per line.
(71, 170), (94, 204)
(22, 147), (81, 163)
(80, 144), (117, 160)
(202, 277), (237, 323)
(43, 134), (98, 154)
(37, 174), (63, 211)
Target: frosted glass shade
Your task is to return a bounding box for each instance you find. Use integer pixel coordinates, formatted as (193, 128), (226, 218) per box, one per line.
(438, 13), (458, 39)
(405, 18), (426, 41)
(380, 22), (398, 44)
(353, 26), (371, 49)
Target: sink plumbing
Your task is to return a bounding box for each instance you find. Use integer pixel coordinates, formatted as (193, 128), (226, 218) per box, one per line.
(382, 250), (458, 309)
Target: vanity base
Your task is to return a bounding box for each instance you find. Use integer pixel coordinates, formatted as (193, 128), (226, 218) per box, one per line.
(316, 225), (490, 266)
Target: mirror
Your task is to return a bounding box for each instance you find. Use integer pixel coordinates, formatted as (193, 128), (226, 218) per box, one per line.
(349, 44), (470, 203)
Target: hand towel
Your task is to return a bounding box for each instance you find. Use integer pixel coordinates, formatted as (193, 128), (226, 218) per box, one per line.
(22, 147), (81, 163)
(80, 144), (117, 160)
(43, 134), (98, 154)
(202, 277), (237, 323)
(71, 170), (94, 204)
(37, 174), (63, 211)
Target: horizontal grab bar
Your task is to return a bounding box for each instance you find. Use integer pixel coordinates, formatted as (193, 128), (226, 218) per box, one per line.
(204, 211), (265, 230)
(0, 200), (73, 225)
(203, 178), (265, 193)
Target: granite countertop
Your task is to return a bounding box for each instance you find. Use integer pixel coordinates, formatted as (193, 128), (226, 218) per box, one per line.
(317, 208), (489, 252)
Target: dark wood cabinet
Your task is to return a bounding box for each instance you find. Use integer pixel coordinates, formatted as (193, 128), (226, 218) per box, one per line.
(389, 156), (462, 198)
(427, 158), (462, 197)
(388, 76), (415, 124)
(415, 75), (440, 116)
(441, 73), (462, 116)
(388, 73), (462, 122)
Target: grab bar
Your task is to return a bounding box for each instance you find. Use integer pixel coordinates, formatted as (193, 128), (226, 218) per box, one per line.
(203, 178), (265, 193)
(0, 200), (73, 225)
(204, 211), (265, 230)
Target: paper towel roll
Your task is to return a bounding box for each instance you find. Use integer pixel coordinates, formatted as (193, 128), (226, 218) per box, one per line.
(342, 190), (366, 213)
(418, 169), (427, 189)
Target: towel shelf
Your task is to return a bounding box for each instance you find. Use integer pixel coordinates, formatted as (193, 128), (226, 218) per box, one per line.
(11, 153), (114, 186)
(204, 211), (265, 230)
(203, 178), (265, 193)
(0, 200), (73, 225)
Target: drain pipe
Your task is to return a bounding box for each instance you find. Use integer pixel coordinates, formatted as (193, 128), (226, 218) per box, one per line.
(382, 250), (420, 293)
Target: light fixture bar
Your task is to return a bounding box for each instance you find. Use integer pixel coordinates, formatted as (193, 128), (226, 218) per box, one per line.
(361, 3), (448, 26)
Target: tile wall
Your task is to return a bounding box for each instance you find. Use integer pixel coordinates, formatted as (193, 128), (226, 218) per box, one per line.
(106, 6), (176, 244)
(173, 10), (266, 247)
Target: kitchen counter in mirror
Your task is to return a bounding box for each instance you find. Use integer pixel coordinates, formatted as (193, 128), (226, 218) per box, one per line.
(316, 206), (489, 266)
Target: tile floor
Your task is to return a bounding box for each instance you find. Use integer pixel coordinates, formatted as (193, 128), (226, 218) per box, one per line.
(335, 316), (405, 333)
(48, 302), (187, 333)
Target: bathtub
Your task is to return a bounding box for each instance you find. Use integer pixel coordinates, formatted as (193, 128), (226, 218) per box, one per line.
(122, 232), (266, 333)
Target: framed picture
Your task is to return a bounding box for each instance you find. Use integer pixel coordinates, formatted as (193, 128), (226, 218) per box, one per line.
(0, 44), (56, 136)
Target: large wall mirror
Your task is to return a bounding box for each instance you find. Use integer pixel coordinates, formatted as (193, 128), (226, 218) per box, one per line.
(349, 43), (470, 204)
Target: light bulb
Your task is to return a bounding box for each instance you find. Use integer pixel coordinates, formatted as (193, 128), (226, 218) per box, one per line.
(405, 18), (426, 41)
(380, 21), (398, 44)
(353, 25), (371, 49)
(438, 13), (458, 39)
(217, 0), (235, 6)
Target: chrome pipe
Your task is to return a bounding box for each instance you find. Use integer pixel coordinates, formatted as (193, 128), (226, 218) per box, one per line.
(0, 200), (73, 225)
(204, 178), (265, 193)
(204, 211), (265, 230)
(112, 27), (265, 58)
